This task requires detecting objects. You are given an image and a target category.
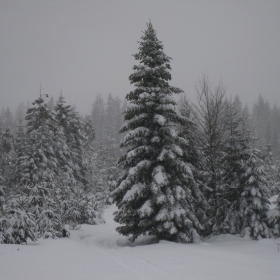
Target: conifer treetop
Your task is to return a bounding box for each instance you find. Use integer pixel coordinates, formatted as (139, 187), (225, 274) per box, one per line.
(127, 22), (183, 102)
(134, 22), (171, 69)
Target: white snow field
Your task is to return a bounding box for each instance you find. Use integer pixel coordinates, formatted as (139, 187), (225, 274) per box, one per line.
(1, 205), (280, 280)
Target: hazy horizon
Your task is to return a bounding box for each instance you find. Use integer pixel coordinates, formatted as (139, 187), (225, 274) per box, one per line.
(1, 0), (280, 115)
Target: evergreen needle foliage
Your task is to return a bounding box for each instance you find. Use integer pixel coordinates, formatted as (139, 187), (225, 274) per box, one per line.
(113, 22), (202, 243)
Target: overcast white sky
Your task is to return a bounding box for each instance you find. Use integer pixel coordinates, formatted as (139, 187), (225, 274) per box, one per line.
(1, 0), (280, 115)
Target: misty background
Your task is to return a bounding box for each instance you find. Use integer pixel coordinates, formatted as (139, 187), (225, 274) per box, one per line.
(1, 0), (280, 115)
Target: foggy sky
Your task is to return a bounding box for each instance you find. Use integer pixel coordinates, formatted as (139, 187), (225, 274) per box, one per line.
(1, 0), (280, 115)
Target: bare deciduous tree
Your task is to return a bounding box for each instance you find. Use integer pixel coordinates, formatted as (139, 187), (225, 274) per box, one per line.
(191, 75), (230, 234)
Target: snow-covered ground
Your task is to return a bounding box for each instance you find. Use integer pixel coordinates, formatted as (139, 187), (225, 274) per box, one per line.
(1, 205), (280, 280)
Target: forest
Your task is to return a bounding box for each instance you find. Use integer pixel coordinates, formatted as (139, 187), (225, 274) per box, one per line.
(1, 22), (280, 245)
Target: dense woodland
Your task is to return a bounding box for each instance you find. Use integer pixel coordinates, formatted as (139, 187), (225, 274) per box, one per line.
(1, 23), (280, 244)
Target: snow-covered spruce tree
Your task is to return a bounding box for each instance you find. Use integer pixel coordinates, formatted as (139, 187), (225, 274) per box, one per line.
(83, 117), (95, 152)
(54, 96), (104, 227)
(53, 97), (77, 187)
(18, 96), (58, 185)
(271, 105), (280, 158)
(261, 142), (276, 196)
(0, 185), (4, 212)
(55, 95), (87, 187)
(274, 159), (280, 195)
(100, 142), (121, 204)
(86, 141), (116, 203)
(14, 120), (27, 186)
(113, 96), (122, 147)
(16, 95), (64, 239)
(91, 94), (106, 146)
(0, 127), (15, 194)
(0, 122), (37, 244)
(218, 101), (246, 235)
(0, 107), (15, 132)
(62, 185), (104, 229)
(105, 94), (116, 145)
(178, 95), (209, 228)
(82, 117), (96, 191)
(15, 102), (27, 126)
(83, 114), (117, 200)
(104, 95), (122, 151)
(239, 146), (270, 240)
(0, 191), (36, 244)
(251, 95), (272, 150)
(112, 22), (202, 243)
(270, 162), (280, 236)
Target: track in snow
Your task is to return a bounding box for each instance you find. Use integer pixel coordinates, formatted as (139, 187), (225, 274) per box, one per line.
(1, 205), (280, 280)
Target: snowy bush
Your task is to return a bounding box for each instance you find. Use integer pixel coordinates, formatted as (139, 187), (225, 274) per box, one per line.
(0, 195), (36, 244)
(62, 186), (104, 229)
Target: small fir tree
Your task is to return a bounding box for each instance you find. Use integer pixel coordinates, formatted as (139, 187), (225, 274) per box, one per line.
(0, 191), (36, 244)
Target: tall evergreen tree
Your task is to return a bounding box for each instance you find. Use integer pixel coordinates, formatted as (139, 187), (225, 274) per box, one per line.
(105, 94), (115, 144)
(14, 120), (27, 185)
(47, 96), (55, 111)
(218, 102), (246, 235)
(55, 94), (86, 186)
(14, 95), (64, 239)
(1, 107), (14, 131)
(271, 105), (280, 158)
(239, 147), (270, 239)
(178, 95), (209, 227)
(0, 127), (15, 194)
(91, 94), (106, 145)
(83, 117), (95, 151)
(112, 22), (202, 243)
(18, 96), (57, 185)
(223, 106), (271, 240)
(251, 95), (271, 149)
(113, 96), (122, 146)
(15, 102), (27, 126)
(0, 124), (37, 244)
